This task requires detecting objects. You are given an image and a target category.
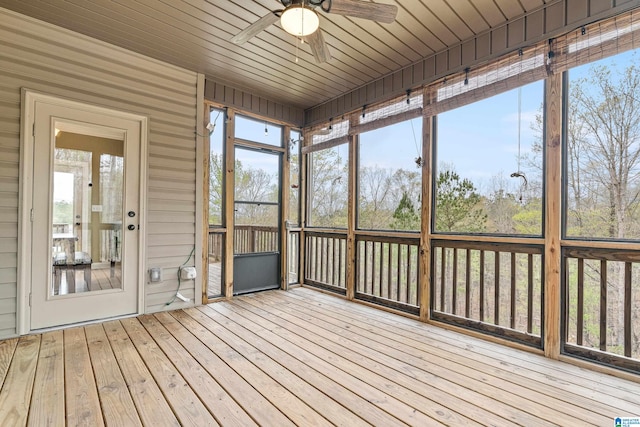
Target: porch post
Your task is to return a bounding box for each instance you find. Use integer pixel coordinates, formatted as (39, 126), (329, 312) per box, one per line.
(544, 72), (563, 359)
(419, 101), (433, 322)
(224, 109), (235, 299)
(281, 126), (291, 290)
(345, 131), (357, 300)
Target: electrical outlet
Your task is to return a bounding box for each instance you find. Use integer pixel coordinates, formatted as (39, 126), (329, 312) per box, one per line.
(149, 267), (162, 282)
(179, 266), (197, 280)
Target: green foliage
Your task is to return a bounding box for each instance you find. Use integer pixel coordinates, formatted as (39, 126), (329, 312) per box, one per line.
(435, 169), (487, 232)
(390, 191), (420, 230)
(52, 200), (73, 225)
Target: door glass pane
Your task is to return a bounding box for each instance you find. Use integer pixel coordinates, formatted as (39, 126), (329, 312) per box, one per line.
(234, 147), (280, 255)
(52, 131), (124, 296)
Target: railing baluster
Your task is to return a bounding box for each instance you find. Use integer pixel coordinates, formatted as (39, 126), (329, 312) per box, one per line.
(404, 245), (413, 304)
(511, 252), (516, 330)
(387, 243), (393, 300)
(465, 249), (471, 319)
(624, 261), (632, 358)
(480, 250), (485, 322)
(527, 253), (533, 334)
(577, 257), (584, 346)
(600, 259), (607, 352)
(396, 244), (401, 303)
(440, 247), (446, 312)
(339, 238), (344, 287)
(365, 241), (370, 294)
(495, 251), (500, 326)
(452, 248), (458, 316)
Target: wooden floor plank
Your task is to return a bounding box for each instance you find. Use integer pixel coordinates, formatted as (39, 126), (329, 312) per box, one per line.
(289, 287), (640, 412)
(282, 288), (627, 420)
(137, 314), (258, 427)
(242, 292), (562, 427)
(229, 297), (493, 426)
(194, 304), (410, 427)
(232, 300), (508, 425)
(84, 324), (142, 427)
(0, 335), (40, 426)
(0, 337), (18, 389)
(28, 330), (64, 427)
(170, 309), (333, 427)
(102, 320), (180, 427)
(119, 317), (220, 426)
(63, 328), (104, 427)
(270, 290), (613, 425)
(183, 306), (376, 427)
(0, 287), (638, 426)
(153, 311), (296, 427)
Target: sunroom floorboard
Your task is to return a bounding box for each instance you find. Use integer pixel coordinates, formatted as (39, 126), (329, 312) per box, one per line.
(0, 287), (638, 426)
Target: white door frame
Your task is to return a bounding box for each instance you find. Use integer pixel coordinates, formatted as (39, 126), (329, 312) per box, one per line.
(18, 89), (148, 334)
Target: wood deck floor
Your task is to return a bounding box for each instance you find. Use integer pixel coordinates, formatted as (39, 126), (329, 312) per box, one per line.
(0, 288), (638, 426)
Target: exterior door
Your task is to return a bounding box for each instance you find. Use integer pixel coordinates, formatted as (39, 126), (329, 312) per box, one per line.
(29, 96), (143, 330)
(233, 147), (281, 294)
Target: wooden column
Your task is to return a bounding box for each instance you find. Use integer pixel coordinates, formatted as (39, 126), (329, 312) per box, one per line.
(280, 126), (291, 290)
(201, 101), (210, 304)
(345, 133), (357, 300)
(298, 130), (309, 286)
(544, 73), (563, 359)
(224, 109), (235, 299)
(419, 108), (433, 322)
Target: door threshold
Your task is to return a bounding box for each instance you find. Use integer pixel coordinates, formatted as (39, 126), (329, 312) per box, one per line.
(29, 312), (139, 335)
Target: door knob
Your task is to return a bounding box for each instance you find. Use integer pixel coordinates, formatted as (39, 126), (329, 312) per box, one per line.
(127, 224), (136, 231)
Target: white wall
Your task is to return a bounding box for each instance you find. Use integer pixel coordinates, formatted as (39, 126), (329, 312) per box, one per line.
(0, 8), (201, 337)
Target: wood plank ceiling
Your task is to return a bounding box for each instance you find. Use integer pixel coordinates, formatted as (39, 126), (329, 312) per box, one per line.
(0, 0), (547, 110)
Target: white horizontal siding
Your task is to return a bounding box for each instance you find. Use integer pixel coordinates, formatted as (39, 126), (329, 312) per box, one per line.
(0, 7), (200, 337)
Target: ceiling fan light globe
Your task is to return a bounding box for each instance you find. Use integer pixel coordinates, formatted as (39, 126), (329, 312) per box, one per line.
(281, 5), (319, 36)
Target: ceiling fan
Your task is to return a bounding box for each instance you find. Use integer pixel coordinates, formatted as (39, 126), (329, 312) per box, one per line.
(231, 0), (399, 63)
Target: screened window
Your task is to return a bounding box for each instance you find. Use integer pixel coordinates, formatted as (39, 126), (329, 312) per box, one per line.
(235, 114), (283, 147)
(434, 81), (544, 235)
(358, 119), (422, 231)
(208, 107), (224, 226)
(564, 50), (640, 240)
(308, 144), (348, 228)
(289, 129), (301, 225)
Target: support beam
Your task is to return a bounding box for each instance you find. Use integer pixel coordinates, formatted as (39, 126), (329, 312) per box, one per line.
(281, 126), (291, 291)
(345, 132), (357, 300)
(419, 108), (433, 321)
(544, 72), (563, 359)
(224, 109), (236, 299)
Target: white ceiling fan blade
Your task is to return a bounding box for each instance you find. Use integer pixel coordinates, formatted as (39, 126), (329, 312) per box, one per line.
(231, 11), (281, 44)
(324, 0), (398, 24)
(304, 28), (332, 63)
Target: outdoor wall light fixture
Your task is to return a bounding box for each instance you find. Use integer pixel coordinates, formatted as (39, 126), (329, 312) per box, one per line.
(280, 1), (319, 36)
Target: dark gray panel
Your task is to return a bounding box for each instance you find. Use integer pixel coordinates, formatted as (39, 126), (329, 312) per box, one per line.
(526, 10), (545, 40)
(546, 2), (566, 32)
(492, 26), (508, 53)
(508, 18), (526, 48)
(233, 253), (280, 295)
(461, 40), (476, 66)
(448, 45), (462, 70)
(476, 33), (491, 59)
(567, 0), (589, 23)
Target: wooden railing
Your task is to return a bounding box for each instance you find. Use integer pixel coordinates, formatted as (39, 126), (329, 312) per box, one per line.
(304, 231), (347, 293)
(356, 235), (420, 314)
(431, 240), (544, 347)
(288, 230), (300, 284)
(563, 247), (640, 371)
(234, 225), (279, 254)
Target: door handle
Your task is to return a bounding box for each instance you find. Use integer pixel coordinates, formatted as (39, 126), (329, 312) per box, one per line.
(127, 224), (136, 231)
